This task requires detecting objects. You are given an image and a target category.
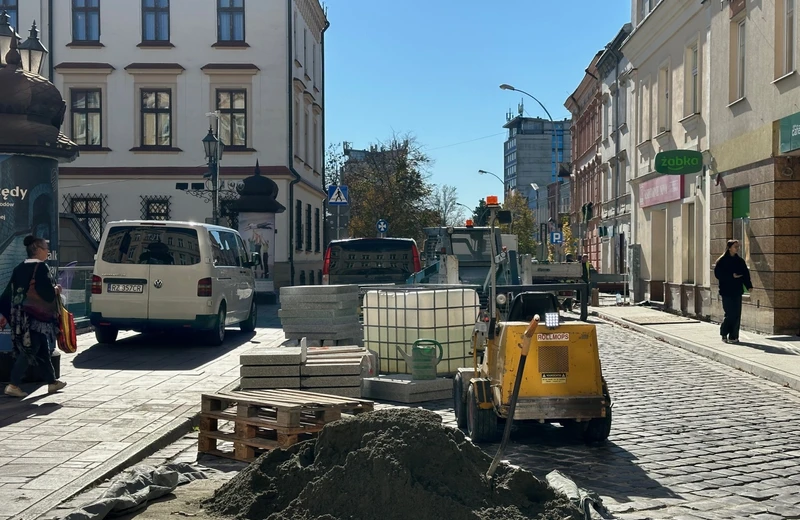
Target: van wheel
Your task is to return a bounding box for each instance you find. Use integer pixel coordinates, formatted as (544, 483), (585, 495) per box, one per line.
(208, 305), (226, 346)
(240, 300), (257, 332)
(95, 327), (118, 345)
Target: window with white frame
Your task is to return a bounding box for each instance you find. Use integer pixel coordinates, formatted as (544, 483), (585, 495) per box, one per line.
(304, 108), (310, 161)
(731, 18), (747, 101)
(619, 83), (627, 127)
(657, 65), (670, 133)
(686, 44), (699, 116)
(603, 100), (610, 140)
(777, 0), (796, 76)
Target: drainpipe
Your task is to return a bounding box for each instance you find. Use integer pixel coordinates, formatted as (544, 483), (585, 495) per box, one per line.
(612, 53), (621, 274)
(321, 17), (330, 249)
(47, 0), (54, 81)
(286, 0), (302, 286)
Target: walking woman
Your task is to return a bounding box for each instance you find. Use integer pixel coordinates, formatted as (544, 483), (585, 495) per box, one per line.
(714, 239), (753, 344)
(0, 236), (67, 397)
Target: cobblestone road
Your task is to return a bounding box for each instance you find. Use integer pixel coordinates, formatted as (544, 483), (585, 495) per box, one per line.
(472, 319), (800, 520)
(50, 318), (800, 520)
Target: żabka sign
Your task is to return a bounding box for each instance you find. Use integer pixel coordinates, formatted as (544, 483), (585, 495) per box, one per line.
(654, 150), (704, 175)
(639, 175), (684, 208)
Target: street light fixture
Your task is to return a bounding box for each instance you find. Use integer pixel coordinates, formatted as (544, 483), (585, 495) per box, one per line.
(18, 21), (47, 75)
(0, 11), (20, 67)
(202, 123), (225, 225)
(478, 169), (504, 185)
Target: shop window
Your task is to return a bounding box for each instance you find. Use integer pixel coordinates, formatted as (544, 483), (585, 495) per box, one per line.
(731, 186), (751, 268)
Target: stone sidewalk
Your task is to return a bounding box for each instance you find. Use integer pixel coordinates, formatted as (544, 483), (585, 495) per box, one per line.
(0, 305), (282, 520)
(594, 304), (800, 391)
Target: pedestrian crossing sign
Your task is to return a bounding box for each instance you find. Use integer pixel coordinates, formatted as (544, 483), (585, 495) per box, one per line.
(328, 185), (349, 206)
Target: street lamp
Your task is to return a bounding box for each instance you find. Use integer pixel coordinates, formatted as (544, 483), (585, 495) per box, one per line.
(18, 21), (47, 75)
(0, 11), (20, 67)
(202, 124), (225, 225)
(478, 169), (505, 186)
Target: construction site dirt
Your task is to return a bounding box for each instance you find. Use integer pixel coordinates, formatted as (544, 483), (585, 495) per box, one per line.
(203, 408), (584, 520)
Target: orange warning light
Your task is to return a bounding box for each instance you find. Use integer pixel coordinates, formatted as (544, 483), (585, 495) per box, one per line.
(465, 219), (474, 227)
(486, 195), (499, 206)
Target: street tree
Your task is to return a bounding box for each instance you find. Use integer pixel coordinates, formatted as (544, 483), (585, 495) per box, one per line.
(326, 135), (435, 243)
(429, 184), (465, 226)
(500, 191), (535, 255)
(471, 199), (489, 226)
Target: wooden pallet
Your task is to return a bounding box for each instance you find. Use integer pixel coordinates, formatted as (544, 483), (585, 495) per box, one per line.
(198, 388), (374, 462)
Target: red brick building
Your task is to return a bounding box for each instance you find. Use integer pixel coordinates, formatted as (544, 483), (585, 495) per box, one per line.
(565, 52), (603, 269)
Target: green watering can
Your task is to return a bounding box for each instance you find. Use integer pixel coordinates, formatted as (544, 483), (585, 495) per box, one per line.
(397, 339), (444, 380)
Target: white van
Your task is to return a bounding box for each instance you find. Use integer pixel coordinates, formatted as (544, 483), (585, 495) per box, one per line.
(90, 221), (259, 346)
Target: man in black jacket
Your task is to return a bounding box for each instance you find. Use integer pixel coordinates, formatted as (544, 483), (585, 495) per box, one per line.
(714, 239), (753, 344)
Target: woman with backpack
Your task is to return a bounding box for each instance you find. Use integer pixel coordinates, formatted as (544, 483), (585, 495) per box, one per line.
(714, 239), (753, 344)
(0, 235), (67, 397)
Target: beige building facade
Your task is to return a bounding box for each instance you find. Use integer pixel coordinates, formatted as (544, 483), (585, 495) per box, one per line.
(708, 0), (800, 334)
(621, 0), (714, 316)
(6, 0), (328, 291)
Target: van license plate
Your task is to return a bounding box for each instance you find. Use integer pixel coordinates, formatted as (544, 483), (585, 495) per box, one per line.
(108, 284), (144, 293)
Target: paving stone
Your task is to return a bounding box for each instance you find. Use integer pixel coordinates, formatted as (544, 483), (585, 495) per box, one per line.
(239, 347), (305, 366)
(238, 377), (301, 390)
(278, 308), (357, 319)
(301, 362), (364, 376)
(299, 386), (362, 398)
(300, 375), (362, 388)
(280, 285), (359, 296)
(239, 365), (301, 377)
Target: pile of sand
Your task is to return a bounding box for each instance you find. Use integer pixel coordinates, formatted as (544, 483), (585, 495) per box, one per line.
(205, 408), (583, 520)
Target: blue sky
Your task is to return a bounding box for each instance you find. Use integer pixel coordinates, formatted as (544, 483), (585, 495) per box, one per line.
(324, 0), (631, 216)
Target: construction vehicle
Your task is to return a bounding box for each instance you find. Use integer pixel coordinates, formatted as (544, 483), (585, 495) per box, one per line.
(409, 224), (520, 304)
(453, 196), (612, 444)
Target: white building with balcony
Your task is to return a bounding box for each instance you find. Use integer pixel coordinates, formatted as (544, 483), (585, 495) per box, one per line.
(5, 0), (328, 290)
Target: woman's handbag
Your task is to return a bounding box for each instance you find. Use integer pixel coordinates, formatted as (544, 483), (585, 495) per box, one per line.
(21, 264), (59, 322)
(56, 298), (78, 353)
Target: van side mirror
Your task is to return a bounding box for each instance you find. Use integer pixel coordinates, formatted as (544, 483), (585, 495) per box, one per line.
(497, 210), (513, 224)
(247, 251), (260, 268)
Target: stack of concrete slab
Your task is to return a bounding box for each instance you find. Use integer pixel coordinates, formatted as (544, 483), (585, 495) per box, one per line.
(279, 285), (362, 346)
(239, 342), (376, 398)
(361, 375), (452, 403)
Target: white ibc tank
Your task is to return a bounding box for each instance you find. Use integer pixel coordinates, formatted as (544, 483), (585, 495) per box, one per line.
(363, 288), (481, 376)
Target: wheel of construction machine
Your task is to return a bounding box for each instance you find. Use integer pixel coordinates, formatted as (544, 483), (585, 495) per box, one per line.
(467, 383), (497, 442)
(453, 372), (467, 429)
(583, 379), (613, 443)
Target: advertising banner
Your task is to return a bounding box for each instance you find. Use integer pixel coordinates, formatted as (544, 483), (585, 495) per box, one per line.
(639, 175), (684, 208)
(239, 211), (276, 293)
(0, 155), (60, 352)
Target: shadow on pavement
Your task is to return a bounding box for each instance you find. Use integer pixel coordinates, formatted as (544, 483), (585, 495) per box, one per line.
(735, 340), (800, 356)
(0, 394), (61, 428)
(497, 422), (681, 503)
(764, 335), (800, 343)
(70, 329), (258, 371)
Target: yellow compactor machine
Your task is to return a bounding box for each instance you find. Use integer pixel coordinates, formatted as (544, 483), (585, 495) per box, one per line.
(452, 196), (612, 443)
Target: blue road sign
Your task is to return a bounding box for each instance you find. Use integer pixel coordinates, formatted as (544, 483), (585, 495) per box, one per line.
(328, 185), (349, 205)
(376, 219), (389, 234)
(550, 231), (563, 245)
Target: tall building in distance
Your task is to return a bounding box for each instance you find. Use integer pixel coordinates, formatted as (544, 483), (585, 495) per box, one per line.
(502, 104), (572, 203)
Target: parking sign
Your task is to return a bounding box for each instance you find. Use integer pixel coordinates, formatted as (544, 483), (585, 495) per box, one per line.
(550, 231), (563, 245)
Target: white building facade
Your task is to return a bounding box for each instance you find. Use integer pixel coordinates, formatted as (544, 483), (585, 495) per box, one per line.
(6, 0), (328, 290)
(597, 24), (633, 278)
(621, 0), (714, 316)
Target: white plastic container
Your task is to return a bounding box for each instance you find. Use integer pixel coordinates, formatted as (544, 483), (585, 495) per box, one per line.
(363, 288), (481, 376)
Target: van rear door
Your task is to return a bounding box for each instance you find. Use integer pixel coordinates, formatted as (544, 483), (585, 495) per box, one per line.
(94, 225), (153, 320)
(145, 225), (208, 322)
(328, 238), (418, 285)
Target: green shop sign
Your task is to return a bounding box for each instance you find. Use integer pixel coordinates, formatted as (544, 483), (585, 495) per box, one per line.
(779, 111), (800, 154)
(654, 150), (704, 175)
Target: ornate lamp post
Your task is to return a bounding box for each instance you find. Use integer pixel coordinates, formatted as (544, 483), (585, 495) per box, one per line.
(18, 21), (47, 75)
(202, 125), (225, 225)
